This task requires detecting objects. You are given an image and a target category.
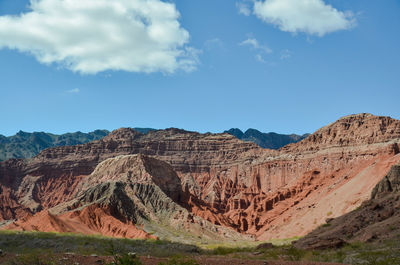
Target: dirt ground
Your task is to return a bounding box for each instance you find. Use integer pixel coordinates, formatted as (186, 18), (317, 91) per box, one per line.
(0, 253), (345, 265)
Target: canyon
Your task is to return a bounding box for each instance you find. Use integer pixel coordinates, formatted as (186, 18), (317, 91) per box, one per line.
(0, 113), (399, 243)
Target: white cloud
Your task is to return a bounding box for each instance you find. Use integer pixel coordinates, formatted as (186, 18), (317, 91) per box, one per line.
(236, 2), (251, 16)
(240, 38), (272, 54)
(66, 88), (80, 93)
(255, 54), (266, 63)
(177, 47), (202, 72)
(240, 38), (272, 64)
(0, 0), (197, 74)
(253, 0), (355, 36)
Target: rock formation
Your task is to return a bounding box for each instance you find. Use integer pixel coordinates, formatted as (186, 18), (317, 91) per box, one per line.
(0, 113), (399, 242)
(293, 164), (400, 249)
(1, 154), (249, 242)
(0, 127), (305, 161)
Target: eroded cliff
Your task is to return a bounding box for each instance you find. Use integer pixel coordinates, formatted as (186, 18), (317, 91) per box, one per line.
(1, 113), (399, 242)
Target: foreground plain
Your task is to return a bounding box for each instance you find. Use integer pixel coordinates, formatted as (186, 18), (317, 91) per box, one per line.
(0, 230), (399, 264)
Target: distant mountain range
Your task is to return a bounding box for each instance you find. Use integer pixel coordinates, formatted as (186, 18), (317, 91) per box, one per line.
(0, 130), (109, 161)
(224, 128), (309, 149)
(0, 127), (307, 161)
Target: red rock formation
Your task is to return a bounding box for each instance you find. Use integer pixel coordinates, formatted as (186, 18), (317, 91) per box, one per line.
(6, 207), (155, 239)
(187, 113), (400, 239)
(0, 113), (399, 242)
(1, 154), (248, 241)
(293, 164), (400, 249)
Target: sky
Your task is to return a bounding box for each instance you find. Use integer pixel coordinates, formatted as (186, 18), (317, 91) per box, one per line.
(0, 0), (399, 136)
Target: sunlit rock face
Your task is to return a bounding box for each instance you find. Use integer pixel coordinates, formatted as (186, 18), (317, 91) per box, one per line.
(1, 114), (400, 242)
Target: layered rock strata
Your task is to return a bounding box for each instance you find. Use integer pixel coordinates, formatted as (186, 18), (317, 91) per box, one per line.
(0, 113), (399, 241)
(4, 155), (247, 241)
(293, 164), (400, 249)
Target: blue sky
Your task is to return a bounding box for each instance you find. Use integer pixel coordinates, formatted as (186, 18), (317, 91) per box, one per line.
(0, 0), (399, 136)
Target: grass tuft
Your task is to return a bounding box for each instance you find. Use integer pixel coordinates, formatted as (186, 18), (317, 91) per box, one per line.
(157, 256), (199, 265)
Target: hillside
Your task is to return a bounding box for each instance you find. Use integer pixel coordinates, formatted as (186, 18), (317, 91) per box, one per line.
(0, 130), (109, 161)
(293, 164), (400, 250)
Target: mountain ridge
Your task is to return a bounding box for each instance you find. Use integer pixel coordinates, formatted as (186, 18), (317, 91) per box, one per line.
(1, 113), (399, 243)
(0, 127), (308, 161)
(224, 128), (309, 149)
(0, 130), (109, 161)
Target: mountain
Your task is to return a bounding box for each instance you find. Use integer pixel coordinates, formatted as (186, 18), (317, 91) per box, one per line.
(0, 127), (300, 161)
(0, 113), (399, 243)
(132, 127), (157, 134)
(0, 128), (158, 162)
(224, 128), (309, 149)
(5, 154), (244, 242)
(0, 130), (109, 161)
(293, 164), (400, 250)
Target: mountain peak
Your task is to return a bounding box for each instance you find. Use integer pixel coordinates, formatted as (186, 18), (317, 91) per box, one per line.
(103, 128), (143, 141)
(224, 128), (244, 139)
(285, 113), (400, 152)
(225, 128), (307, 149)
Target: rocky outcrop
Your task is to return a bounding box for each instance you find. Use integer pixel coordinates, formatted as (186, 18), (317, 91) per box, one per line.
(3, 155), (248, 242)
(371, 165), (400, 199)
(6, 207), (155, 239)
(1, 113), (400, 242)
(282, 113), (400, 152)
(293, 164), (400, 250)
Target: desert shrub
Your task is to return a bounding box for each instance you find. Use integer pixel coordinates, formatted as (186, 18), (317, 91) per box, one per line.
(211, 246), (253, 255)
(285, 246), (307, 261)
(354, 250), (400, 265)
(107, 254), (142, 265)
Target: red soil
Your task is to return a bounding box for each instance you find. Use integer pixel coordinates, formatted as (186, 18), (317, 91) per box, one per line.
(5, 205), (155, 239)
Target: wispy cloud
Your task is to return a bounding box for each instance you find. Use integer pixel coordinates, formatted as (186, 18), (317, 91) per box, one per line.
(236, 2), (251, 16)
(240, 38), (272, 64)
(240, 38), (272, 54)
(204, 38), (224, 50)
(280, 49), (292, 60)
(66, 88), (80, 94)
(255, 54), (266, 63)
